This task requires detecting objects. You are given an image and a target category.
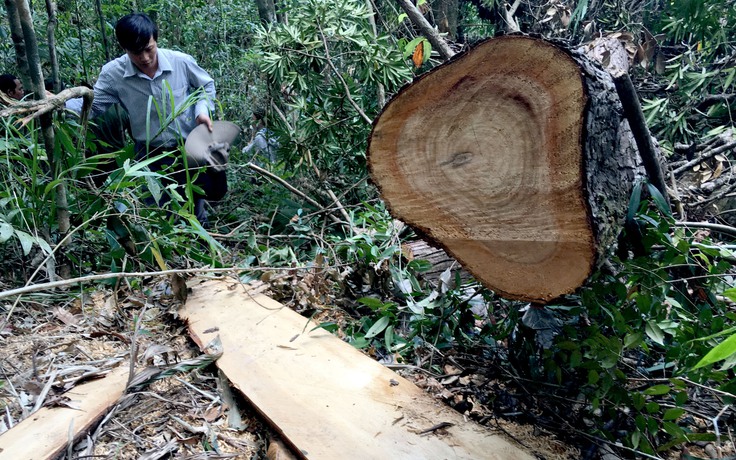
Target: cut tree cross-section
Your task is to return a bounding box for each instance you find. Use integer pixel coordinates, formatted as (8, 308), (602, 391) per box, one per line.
(368, 35), (640, 303)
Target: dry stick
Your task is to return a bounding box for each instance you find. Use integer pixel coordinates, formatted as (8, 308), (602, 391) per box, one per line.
(245, 161), (345, 226)
(395, 0), (455, 60)
(316, 23), (372, 125)
(128, 297), (149, 388)
(613, 74), (671, 206)
(673, 140), (736, 176)
(676, 221), (736, 237)
(0, 265), (311, 301)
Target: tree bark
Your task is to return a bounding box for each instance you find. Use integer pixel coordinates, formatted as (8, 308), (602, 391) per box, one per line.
(44, 0), (60, 93)
(432, 0), (459, 40)
(5, 0), (30, 89)
(368, 36), (640, 304)
(15, 0), (70, 279)
(94, 0), (110, 61)
(255, 0), (277, 24)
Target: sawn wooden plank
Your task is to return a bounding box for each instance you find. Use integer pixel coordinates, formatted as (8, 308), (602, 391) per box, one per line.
(182, 277), (534, 460)
(0, 366), (129, 460)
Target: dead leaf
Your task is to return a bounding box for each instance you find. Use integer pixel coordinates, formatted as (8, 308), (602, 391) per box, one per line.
(412, 43), (424, 68)
(267, 438), (298, 460)
(203, 405), (223, 422)
(170, 274), (188, 302)
(53, 307), (79, 326)
(713, 161), (724, 179)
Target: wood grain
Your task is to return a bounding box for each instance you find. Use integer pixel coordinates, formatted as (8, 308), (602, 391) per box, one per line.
(182, 278), (534, 460)
(369, 36), (594, 303)
(0, 366), (128, 460)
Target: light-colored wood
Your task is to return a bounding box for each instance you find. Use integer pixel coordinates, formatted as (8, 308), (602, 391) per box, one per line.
(369, 36), (594, 303)
(182, 278), (534, 460)
(0, 366), (128, 460)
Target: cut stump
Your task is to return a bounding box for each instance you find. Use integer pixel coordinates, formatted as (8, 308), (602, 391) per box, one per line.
(369, 35), (640, 303)
(181, 277), (535, 460)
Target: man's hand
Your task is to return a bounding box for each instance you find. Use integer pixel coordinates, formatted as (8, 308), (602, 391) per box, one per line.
(196, 114), (214, 132)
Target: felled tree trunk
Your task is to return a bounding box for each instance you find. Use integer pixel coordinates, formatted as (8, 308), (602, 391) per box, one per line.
(368, 35), (640, 304)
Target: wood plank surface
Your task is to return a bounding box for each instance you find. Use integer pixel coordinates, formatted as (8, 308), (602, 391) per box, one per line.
(182, 277), (534, 460)
(0, 366), (129, 460)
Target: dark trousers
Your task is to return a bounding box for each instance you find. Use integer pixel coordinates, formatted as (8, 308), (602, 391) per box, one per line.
(134, 142), (227, 226)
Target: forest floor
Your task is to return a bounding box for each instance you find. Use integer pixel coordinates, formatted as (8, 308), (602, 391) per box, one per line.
(0, 272), (733, 459)
(0, 277), (584, 459)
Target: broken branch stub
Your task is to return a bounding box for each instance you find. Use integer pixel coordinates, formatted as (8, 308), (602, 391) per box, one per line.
(368, 35), (639, 303)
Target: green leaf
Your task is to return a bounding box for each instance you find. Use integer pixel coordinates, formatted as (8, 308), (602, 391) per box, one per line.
(645, 321), (665, 346)
(407, 259), (432, 273)
(631, 431), (641, 449)
(13, 230), (35, 255)
(365, 315), (390, 338)
(693, 333), (736, 369)
(624, 331), (644, 349)
(646, 182), (673, 217)
(723, 288), (736, 303)
(0, 222), (13, 243)
(311, 322), (338, 333)
(627, 181), (643, 223)
(663, 408), (685, 421)
(357, 297), (385, 310)
(643, 384), (671, 396)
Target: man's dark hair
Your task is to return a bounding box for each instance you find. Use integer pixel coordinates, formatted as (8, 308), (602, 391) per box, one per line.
(115, 13), (158, 53)
(0, 74), (18, 94)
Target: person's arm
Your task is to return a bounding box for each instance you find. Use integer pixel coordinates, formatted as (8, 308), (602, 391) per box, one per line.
(186, 55), (215, 132)
(90, 71), (120, 118)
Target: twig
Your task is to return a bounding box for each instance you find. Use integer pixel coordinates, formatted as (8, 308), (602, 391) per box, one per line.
(0, 265), (325, 301)
(676, 221), (736, 237)
(128, 297), (151, 387)
(316, 23), (372, 125)
(173, 376), (219, 403)
(246, 161), (344, 226)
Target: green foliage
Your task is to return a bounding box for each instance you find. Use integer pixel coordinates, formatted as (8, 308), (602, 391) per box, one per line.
(497, 190), (736, 454)
(254, 0), (412, 188)
(641, 0), (736, 147)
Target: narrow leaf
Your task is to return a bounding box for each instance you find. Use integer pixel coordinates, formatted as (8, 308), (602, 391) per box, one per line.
(693, 334), (736, 369)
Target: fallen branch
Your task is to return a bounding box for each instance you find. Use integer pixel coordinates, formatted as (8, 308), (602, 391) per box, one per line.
(613, 73), (670, 206)
(673, 139), (736, 176)
(246, 161), (345, 226)
(0, 264), (346, 301)
(0, 86), (93, 125)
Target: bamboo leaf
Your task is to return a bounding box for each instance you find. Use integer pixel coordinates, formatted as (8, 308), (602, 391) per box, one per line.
(693, 333), (736, 369)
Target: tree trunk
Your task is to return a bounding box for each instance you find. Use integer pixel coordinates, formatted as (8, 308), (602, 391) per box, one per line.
(254, 0), (277, 24)
(4, 0), (30, 89)
(15, 0), (70, 280)
(432, 0), (458, 40)
(45, 0), (60, 93)
(368, 36), (640, 304)
(94, 0), (110, 61)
